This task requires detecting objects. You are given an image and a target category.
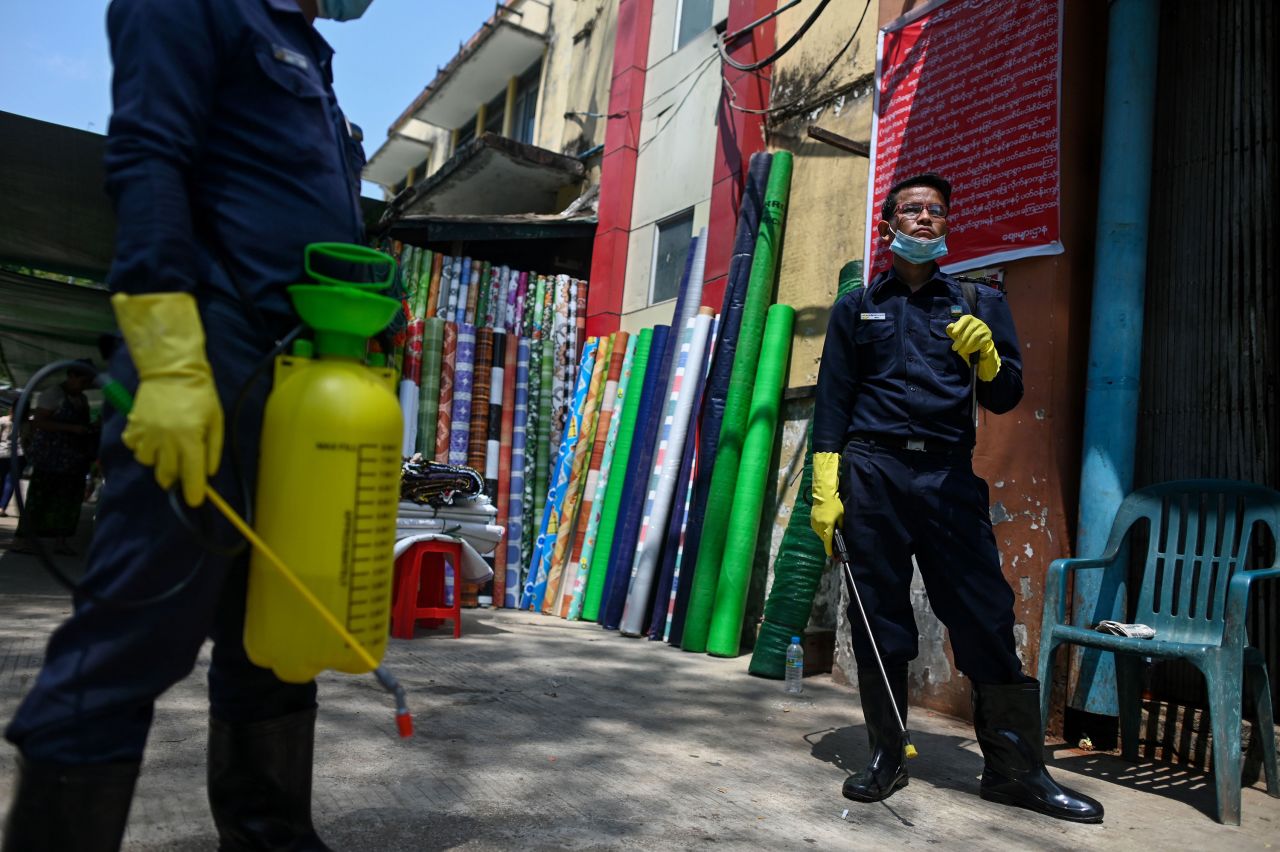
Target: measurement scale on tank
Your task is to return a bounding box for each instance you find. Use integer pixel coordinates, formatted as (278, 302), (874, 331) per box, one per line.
(347, 442), (400, 644)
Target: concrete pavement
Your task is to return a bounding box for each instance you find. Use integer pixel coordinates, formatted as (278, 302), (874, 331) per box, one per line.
(0, 511), (1276, 850)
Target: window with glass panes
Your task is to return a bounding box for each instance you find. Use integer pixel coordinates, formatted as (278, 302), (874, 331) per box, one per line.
(676, 0), (714, 50)
(511, 62), (541, 144)
(651, 209), (695, 304)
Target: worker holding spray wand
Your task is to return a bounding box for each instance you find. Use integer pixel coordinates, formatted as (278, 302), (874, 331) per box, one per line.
(3, 1), (389, 850)
(810, 174), (1103, 823)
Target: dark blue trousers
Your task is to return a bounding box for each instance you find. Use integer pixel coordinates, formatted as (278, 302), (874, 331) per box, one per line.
(838, 440), (1024, 685)
(5, 300), (316, 764)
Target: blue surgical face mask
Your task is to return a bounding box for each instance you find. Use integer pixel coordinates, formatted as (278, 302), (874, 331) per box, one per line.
(889, 228), (948, 265)
(316, 0), (374, 21)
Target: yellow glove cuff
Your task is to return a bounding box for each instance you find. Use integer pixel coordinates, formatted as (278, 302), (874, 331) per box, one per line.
(812, 452), (841, 502)
(111, 292), (213, 379)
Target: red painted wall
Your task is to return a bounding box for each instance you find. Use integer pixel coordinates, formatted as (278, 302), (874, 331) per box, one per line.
(703, 0), (775, 310)
(585, 0), (654, 338)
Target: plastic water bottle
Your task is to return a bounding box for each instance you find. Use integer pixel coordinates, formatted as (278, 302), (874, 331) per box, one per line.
(785, 636), (804, 694)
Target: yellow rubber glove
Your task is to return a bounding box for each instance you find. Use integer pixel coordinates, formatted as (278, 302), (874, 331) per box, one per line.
(945, 314), (1001, 382)
(810, 452), (843, 557)
(112, 293), (223, 507)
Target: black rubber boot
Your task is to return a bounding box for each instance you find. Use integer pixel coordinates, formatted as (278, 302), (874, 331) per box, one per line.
(1, 753), (139, 852)
(973, 680), (1105, 823)
(843, 662), (910, 802)
(207, 706), (332, 852)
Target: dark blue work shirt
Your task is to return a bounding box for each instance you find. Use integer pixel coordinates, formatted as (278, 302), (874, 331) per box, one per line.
(104, 0), (365, 329)
(812, 267), (1024, 454)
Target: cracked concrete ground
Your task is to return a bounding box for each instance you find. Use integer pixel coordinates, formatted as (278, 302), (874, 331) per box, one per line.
(1, 512), (1277, 850)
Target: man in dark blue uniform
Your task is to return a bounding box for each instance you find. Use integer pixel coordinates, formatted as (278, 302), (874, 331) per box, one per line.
(809, 174), (1103, 823)
(3, 1), (374, 849)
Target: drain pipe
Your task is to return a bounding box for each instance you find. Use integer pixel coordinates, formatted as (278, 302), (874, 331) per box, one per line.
(1068, 0), (1161, 718)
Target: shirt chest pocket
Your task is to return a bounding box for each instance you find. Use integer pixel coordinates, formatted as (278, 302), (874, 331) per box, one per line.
(927, 317), (966, 373)
(853, 318), (897, 375)
(252, 41), (335, 165)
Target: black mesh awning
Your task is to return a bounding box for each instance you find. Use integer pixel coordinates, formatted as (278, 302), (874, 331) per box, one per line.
(0, 111), (115, 281)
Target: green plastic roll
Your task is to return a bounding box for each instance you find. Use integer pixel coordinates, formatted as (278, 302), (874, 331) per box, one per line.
(706, 304), (794, 657)
(581, 327), (653, 622)
(750, 260), (863, 676)
(682, 151), (793, 653)
(533, 287), (556, 531)
(417, 316), (445, 457)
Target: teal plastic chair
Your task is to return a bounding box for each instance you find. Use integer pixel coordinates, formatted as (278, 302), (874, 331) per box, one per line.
(1037, 479), (1280, 824)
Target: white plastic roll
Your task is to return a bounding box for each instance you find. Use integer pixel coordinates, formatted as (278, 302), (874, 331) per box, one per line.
(399, 379), (419, 458)
(619, 308), (714, 636)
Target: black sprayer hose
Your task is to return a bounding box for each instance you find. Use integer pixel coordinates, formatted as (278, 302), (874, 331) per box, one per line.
(10, 360), (208, 607)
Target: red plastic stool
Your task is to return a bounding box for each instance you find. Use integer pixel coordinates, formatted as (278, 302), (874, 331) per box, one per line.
(391, 539), (463, 639)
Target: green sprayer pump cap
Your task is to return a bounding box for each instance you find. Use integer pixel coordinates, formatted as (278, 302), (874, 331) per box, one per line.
(289, 243), (400, 360)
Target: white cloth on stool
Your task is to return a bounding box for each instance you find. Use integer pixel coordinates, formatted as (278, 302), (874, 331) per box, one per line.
(393, 533), (494, 584)
(395, 517), (504, 556)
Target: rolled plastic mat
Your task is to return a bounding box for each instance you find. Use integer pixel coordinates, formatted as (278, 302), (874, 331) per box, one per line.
(599, 324), (670, 630)
(425, 253), (443, 319)
(620, 309), (714, 636)
(493, 332), (518, 607)
(569, 333), (636, 620)
(706, 304), (794, 657)
(535, 282), (555, 521)
(522, 276), (545, 571)
(651, 314), (718, 641)
(562, 332), (628, 617)
(749, 260), (864, 675)
(417, 317), (444, 457)
(670, 151), (773, 646)
(468, 327), (493, 475)
(435, 321), (457, 462)
(681, 151), (793, 652)
(546, 334), (612, 615)
(487, 335), (506, 486)
(504, 337), (531, 608)
(550, 275), (573, 454)
(581, 329), (653, 622)
(448, 323), (475, 466)
(454, 257), (471, 325)
(524, 339), (598, 611)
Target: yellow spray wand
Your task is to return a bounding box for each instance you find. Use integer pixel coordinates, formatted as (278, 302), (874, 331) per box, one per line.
(99, 378), (414, 738)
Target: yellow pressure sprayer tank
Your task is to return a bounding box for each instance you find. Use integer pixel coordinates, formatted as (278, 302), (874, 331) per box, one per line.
(245, 243), (403, 683)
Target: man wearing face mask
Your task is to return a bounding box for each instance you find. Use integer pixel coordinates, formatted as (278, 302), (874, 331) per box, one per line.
(3, 1), (373, 849)
(809, 174), (1103, 823)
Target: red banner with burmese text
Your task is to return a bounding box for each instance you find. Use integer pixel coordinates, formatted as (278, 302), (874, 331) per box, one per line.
(864, 0), (1063, 277)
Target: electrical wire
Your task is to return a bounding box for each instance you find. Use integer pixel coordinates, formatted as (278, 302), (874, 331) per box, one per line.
(721, 0), (872, 118)
(637, 53), (720, 156)
(643, 50), (718, 109)
(716, 0), (834, 73)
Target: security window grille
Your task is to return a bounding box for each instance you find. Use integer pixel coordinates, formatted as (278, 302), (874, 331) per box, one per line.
(676, 0), (714, 50)
(651, 210), (694, 305)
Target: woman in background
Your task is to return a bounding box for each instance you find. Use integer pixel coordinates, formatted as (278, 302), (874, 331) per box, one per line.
(14, 362), (98, 555)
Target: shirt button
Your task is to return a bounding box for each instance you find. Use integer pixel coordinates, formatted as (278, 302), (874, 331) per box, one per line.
(907, 355), (916, 362)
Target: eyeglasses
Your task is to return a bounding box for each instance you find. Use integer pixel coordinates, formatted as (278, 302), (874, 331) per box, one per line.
(895, 203), (948, 219)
